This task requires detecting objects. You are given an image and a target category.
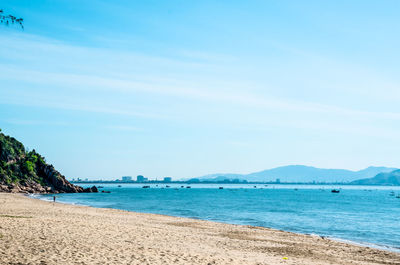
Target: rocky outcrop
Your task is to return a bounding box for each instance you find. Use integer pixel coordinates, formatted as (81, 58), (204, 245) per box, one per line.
(83, 186), (98, 193)
(0, 181), (98, 194)
(38, 164), (85, 193)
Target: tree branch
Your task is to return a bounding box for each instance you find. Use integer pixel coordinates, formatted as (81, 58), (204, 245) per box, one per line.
(0, 9), (24, 29)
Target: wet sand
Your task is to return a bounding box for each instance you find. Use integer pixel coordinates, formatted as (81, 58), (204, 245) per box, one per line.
(0, 193), (399, 265)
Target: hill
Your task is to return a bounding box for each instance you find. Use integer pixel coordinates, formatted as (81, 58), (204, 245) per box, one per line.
(0, 129), (96, 193)
(197, 165), (397, 183)
(350, 170), (400, 185)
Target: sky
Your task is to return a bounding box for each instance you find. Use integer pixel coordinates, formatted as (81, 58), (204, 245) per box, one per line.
(1, 0), (400, 180)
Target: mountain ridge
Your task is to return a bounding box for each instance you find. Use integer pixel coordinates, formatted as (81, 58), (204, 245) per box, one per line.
(196, 165), (397, 183)
(350, 169), (400, 185)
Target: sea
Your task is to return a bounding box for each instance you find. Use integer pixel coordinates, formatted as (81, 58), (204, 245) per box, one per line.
(35, 184), (400, 252)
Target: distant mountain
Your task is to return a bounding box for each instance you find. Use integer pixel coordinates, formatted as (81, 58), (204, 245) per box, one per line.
(196, 165), (398, 183)
(350, 170), (400, 185)
(196, 173), (244, 182)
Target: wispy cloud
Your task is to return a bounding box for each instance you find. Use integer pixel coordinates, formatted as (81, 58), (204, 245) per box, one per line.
(104, 125), (144, 132)
(2, 64), (400, 124)
(1, 32), (400, 142)
(2, 119), (69, 126)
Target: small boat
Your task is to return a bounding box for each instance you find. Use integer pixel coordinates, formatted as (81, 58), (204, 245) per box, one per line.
(186, 186), (191, 188)
(97, 186), (104, 188)
(142, 185), (150, 188)
(253, 186), (257, 188)
(117, 185), (122, 187)
(219, 187), (223, 189)
(331, 189), (340, 193)
(166, 185), (170, 188)
(396, 195), (400, 199)
(181, 186), (184, 188)
(101, 190), (111, 193)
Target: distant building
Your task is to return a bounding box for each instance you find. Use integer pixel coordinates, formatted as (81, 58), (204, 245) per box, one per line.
(137, 175), (148, 182)
(163, 177), (172, 183)
(122, 176), (132, 182)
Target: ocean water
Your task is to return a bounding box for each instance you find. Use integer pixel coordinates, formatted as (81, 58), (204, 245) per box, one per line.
(38, 184), (400, 251)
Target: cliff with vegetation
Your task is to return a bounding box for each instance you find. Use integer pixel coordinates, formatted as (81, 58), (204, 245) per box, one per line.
(0, 129), (97, 193)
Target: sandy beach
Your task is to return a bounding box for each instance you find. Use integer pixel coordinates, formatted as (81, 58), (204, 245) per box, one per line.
(0, 193), (399, 265)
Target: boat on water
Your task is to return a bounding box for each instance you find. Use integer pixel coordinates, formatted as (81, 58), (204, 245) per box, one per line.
(142, 185), (150, 188)
(186, 186), (191, 188)
(219, 187), (223, 189)
(331, 189), (340, 193)
(396, 194), (400, 199)
(117, 185), (122, 187)
(97, 186), (104, 188)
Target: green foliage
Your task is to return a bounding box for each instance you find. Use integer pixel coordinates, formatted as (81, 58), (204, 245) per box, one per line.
(24, 161), (34, 173)
(0, 132), (25, 162)
(0, 129), (49, 187)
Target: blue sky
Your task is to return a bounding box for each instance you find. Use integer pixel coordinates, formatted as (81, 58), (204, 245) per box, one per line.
(1, 0), (400, 180)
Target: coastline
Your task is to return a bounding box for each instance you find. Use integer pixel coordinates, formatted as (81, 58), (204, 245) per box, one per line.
(1, 193), (400, 265)
(30, 192), (400, 254)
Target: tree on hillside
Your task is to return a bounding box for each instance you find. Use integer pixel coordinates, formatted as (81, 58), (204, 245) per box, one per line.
(0, 9), (23, 29)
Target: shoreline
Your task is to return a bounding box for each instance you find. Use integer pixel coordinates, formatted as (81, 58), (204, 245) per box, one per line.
(1, 193), (400, 265)
(31, 192), (400, 254)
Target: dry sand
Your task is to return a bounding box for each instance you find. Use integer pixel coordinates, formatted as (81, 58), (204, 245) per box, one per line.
(0, 193), (399, 265)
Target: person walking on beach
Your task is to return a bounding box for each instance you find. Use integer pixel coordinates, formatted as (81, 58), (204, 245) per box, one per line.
(53, 196), (56, 202)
